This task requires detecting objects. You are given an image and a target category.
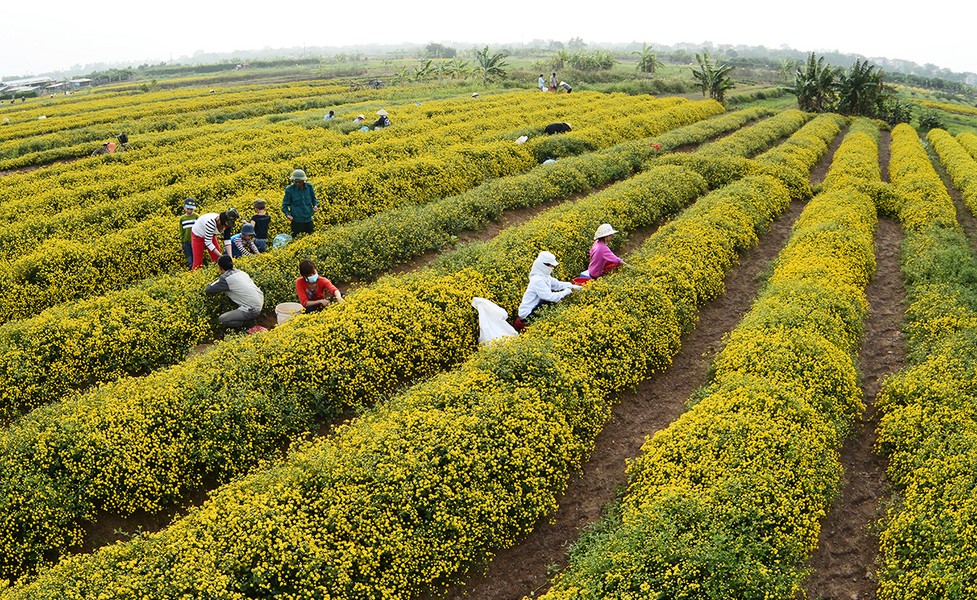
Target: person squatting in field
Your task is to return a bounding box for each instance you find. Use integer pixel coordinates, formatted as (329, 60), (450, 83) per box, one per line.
(230, 223), (260, 258)
(295, 259), (343, 312)
(205, 255), (265, 329)
(282, 169), (318, 236)
(515, 250), (581, 329)
(373, 109), (391, 128)
(190, 210), (235, 270)
(544, 122), (572, 135)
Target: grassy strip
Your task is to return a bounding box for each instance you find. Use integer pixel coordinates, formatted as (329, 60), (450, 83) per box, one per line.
(541, 120), (879, 599)
(875, 124), (977, 599)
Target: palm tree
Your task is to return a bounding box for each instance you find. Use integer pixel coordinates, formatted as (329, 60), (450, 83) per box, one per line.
(633, 42), (664, 74)
(691, 53), (735, 104)
(793, 53), (840, 113)
(474, 46), (509, 87)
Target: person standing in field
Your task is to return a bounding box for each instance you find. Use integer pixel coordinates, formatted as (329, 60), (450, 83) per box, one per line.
(282, 169), (318, 236)
(549, 72), (558, 91)
(179, 198), (198, 269)
(249, 199), (271, 252)
(538, 73), (546, 91)
(190, 210), (235, 270)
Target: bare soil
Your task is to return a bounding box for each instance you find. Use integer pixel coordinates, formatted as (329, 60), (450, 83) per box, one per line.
(440, 128), (850, 600)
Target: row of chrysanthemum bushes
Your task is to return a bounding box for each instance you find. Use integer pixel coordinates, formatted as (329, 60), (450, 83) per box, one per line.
(0, 97), (722, 323)
(0, 106), (773, 424)
(0, 109), (833, 586)
(0, 80), (392, 168)
(874, 124), (977, 598)
(927, 128), (977, 217)
(538, 120), (880, 599)
(0, 131), (819, 599)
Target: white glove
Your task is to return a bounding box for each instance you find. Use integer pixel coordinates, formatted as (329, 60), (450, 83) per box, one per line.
(570, 284), (583, 291)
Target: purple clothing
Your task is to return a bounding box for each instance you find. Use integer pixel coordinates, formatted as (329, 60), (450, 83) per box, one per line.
(588, 240), (622, 278)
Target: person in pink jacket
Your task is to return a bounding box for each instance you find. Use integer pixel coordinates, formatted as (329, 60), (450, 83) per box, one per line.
(587, 223), (626, 278)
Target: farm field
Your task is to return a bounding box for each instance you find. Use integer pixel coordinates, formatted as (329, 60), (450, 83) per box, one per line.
(2, 77), (977, 599)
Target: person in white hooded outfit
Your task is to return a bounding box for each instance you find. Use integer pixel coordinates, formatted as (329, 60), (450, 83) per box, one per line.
(516, 250), (581, 326)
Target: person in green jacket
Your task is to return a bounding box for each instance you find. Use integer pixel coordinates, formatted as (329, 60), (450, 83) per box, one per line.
(179, 198), (198, 269)
(282, 169), (318, 236)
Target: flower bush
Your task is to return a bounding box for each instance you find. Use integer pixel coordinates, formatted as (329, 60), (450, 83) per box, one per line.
(875, 123), (977, 599)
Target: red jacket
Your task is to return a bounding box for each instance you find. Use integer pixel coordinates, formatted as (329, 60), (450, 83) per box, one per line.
(295, 276), (339, 307)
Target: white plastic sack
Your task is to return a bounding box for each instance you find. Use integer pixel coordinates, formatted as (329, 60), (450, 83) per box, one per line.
(472, 297), (518, 345)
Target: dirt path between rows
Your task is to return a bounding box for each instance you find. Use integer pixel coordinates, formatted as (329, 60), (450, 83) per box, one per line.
(804, 129), (905, 600)
(441, 128), (849, 600)
(803, 214), (903, 600)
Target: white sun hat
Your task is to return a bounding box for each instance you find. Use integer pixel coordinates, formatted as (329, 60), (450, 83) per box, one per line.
(376, 109), (388, 116)
(594, 223), (619, 239)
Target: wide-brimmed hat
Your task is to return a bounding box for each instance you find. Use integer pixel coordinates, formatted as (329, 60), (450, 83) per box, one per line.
(290, 169), (308, 181)
(594, 223), (618, 239)
(241, 223), (255, 236)
(376, 109), (388, 116)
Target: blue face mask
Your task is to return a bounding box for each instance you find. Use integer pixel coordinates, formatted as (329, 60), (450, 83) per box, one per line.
(305, 274), (319, 284)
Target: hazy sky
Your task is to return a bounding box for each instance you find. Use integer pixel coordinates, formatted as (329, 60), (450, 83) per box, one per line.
(4, 0), (975, 78)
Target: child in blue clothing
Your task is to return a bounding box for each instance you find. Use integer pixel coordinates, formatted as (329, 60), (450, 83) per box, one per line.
(230, 223), (261, 258)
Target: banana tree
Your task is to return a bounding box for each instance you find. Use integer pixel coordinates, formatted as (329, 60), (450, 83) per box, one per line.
(691, 52), (735, 103)
(474, 46), (509, 87)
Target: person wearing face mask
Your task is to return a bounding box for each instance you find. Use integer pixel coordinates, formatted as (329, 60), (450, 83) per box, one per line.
(515, 250), (581, 329)
(295, 259), (343, 313)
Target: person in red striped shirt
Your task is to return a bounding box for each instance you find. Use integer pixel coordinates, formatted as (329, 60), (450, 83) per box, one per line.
(190, 210), (235, 270)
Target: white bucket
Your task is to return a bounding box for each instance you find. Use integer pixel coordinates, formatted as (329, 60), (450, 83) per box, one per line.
(275, 302), (304, 325)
